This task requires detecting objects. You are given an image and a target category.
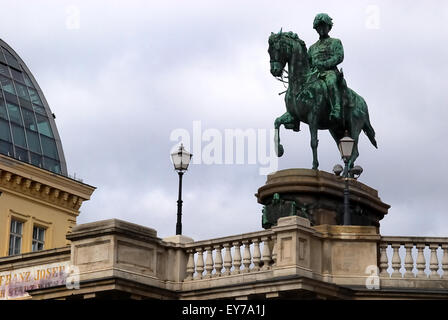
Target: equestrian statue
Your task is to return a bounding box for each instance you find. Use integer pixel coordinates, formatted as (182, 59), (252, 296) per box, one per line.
(268, 13), (377, 171)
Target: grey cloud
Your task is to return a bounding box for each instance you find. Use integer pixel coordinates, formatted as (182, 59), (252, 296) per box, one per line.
(0, 0), (447, 239)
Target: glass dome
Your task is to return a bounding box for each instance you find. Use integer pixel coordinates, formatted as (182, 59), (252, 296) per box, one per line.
(0, 39), (67, 175)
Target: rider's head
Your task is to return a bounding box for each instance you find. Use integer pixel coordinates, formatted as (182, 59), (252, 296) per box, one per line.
(313, 13), (333, 38)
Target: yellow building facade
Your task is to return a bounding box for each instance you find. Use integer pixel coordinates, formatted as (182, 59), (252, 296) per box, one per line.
(0, 154), (95, 257)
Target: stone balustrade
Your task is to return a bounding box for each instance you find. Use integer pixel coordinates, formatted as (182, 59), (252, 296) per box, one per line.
(12, 218), (448, 299)
(181, 226), (448, 294)
(379, 237), (448, 279)
(183, 230), (276, 281)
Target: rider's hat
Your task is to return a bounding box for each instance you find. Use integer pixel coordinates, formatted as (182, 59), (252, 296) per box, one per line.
(313, 13), (333, 30)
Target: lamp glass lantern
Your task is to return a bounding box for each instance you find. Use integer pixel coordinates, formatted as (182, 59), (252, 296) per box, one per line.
(171, 143), (192, 171)
(338, 135), (355, 160)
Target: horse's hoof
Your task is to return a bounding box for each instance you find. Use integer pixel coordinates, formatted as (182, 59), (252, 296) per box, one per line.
(276, 145), (284, 157)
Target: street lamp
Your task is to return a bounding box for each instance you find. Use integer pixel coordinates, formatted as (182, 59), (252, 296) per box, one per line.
(170, 143), (193, 235)
(338, 132), (355, 226)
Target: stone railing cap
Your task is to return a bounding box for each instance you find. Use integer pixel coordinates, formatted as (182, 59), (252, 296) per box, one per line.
(67, 219), (158, 241)
(163, 235), (195, 245)
(275, 215), (311, 228)
(313, 224), (380, 240)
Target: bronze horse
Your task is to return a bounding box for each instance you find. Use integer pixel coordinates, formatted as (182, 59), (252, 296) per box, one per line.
(268, 30), (377, 170)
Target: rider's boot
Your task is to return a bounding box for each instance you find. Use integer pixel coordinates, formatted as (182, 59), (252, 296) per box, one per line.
(329, 83), (342, 121)
(329, 101), (341, 120)
(329, 108), (341, 120)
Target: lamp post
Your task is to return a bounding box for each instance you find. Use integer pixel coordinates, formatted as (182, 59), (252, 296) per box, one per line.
(338, 132), (355, 226)
(170, 143), (192, 235)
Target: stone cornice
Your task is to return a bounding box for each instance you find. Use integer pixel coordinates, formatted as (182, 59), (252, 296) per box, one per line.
(67, 219), (158, 242)
(0, 246), (70, 270)
(256, 169), (390, 222)
(0, 155), (95, 213)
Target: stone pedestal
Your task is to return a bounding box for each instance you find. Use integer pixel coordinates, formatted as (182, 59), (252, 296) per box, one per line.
(256, 169), (390, 229)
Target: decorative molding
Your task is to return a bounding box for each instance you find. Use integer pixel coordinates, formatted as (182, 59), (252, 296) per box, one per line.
(0, 159), (95, 212)
(9, 209), (31, 220)
(0, 154), (95, 199)
(32, 216), (53, 227)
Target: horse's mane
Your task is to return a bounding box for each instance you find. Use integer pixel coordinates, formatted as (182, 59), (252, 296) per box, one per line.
(269, 31), (307, 53)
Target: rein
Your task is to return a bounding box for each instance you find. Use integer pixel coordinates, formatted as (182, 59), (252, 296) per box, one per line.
(271, 36), (312, 95)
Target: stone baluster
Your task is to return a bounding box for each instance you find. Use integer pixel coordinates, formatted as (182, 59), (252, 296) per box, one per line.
(232, 241), (242, 275)
(223, 243), (233, 276)
(204, 246), (214, 279)
(195, 247), (204, 279)
(261, 236), (272, 270)
(271, 237), (277, 267)
(185, 249), (195, 280)
(403, 243), (415, 278)
(379, 243), (389, 277)
(442, 244), (448, 279)
(416, 244), (427, 278)
(214, 245), (223, 277)
(252, 238), (261, 271)
(391, 243), (402, 278)
(242, 240), (252, 273)
(429, 244), (440, 279)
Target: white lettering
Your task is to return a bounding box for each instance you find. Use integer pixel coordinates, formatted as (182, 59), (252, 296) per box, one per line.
(169, 128), (191, 154)
(0, 262), (77, 300)
(170, 121), (279, 175)
(365, 265), (380, 289)
(202, 128), (222, 165)
(192, 120), (202, 164)
(365, 5), (381, 30)
(65, 5), (81, 30)
(184, 304), (216, 317)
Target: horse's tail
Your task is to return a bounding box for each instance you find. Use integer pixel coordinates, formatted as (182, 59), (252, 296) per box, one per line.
(363, 117), (377, 148)
(351, 89), (377, 149)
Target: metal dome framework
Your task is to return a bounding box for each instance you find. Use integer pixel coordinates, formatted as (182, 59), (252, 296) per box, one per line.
(0, 39), (67, 175)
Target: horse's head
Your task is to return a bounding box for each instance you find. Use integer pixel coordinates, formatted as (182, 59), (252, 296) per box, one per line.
(268, 29), (307, 77)
(268, 29), (288, 77)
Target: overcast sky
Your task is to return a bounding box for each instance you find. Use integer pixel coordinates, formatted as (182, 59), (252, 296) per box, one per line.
(1, 0), (447, 240)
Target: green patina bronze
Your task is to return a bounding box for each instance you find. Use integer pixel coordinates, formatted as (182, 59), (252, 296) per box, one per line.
(268, 13), (377, 170)
(262, 193), (311, 228)
(309, 13), (344, 121)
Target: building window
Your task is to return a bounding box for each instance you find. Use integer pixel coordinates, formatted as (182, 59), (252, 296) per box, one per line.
(0, 75), (16, 95)
(27, 88), (42, 106)
(36, 115), (53, 137)
(32, 226), (45, 252)
(11, 69), (24, 83)
(6, 102), (22, 125)
(0, 63), (10, 76)
(12, 124), (27, 148)
(9, 219), (23, 256)
(23, 72), (34, 88)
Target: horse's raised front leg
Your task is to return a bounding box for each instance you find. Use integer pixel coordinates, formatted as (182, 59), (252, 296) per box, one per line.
(309, 123), (319, 170)
(274, 112), (296, 157)
(274, 126), (284, 157)
(274, 112), (295, 129)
